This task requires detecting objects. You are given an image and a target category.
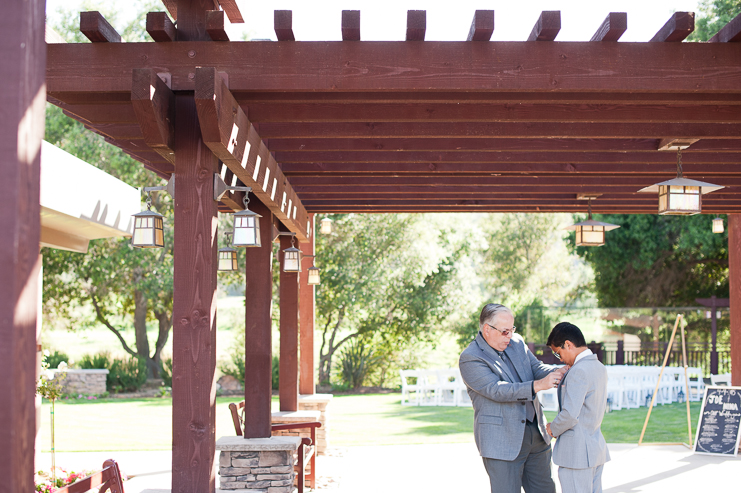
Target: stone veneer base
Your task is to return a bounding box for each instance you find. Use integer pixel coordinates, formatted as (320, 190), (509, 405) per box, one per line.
(216, 436), (300, 493)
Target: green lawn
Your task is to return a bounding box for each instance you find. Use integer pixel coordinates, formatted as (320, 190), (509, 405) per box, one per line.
(40, 394), (701, 452)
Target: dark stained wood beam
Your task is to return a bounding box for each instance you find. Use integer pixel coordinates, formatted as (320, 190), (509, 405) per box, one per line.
(130, 68), (175, 164)
(257, 122), (741, 139)
(162, 0), (177, 21)
(46, 42), (741, 93)
(528, 11), (560, 41)
(342, 10), (360, 41)
(206, 10), (229, 41)
(279, 235), (300, 412)
(406, 10), (426, 41)
(193, 66), (308, 240)
(275, 10), (295, 41)
(146, 12), (176, 42)
(293, 185), (741, 195)
(299, 217), (316, 395)
(590, 12), (627, 42)
(1, 1), (44, 492)
(467, 10), (494, 41)
(80, 11), (121, 43)
(730, 215), (741, 385)
(219, 0), (244, 24)
(650, 12), (695, 42)
(709, 12), (741, 42)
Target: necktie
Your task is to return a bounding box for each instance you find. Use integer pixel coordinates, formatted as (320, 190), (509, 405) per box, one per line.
(557, 369), (569, 410)
(501, 351), (536, 422)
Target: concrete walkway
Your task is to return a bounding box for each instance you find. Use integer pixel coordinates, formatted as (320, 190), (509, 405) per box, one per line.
(40, 442), (739, 492)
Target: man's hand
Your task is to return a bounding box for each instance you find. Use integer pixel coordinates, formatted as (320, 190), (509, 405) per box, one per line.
(546, 423), (554, 438)
(534, 371), (561, 392)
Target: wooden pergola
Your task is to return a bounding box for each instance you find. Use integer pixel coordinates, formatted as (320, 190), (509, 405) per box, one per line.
(2, 1), (741, 492)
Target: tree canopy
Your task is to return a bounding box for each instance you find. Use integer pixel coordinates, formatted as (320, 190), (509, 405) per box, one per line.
(689, 0), (741, 41)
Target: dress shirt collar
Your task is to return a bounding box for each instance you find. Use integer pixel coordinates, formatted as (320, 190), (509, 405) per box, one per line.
(573, 347), (593, 366)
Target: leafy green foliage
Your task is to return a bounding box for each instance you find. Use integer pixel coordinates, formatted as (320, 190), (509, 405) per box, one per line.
(160, 356), (173, 388)
(688, 0), (741, 41)
(44, 350), (70, 369)
(219, 330), (280, 390)
(77, 352), (112, 370)
(107, 356), (148, 393)
(338, 341), (381, 389)
(573, 214), (728, 307)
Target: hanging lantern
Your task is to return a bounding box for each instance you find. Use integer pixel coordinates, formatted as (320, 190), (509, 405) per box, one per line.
(638, 149), (723, 215)
(307, 265), (321, 285)
(232, 194), (262, 248)
(564, 199), (620, 247)
(282, 234), (301, 272)
(320, 217), (333, 235)
(218, 233), (239, 272)
(713, 217), (724, 234)
(131, 209), (165, 248)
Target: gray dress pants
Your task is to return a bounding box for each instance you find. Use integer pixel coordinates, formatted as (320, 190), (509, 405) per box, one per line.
(482, 420), (557, 493)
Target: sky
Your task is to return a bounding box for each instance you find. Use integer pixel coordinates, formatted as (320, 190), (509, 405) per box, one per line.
(46, 0), (704, 43)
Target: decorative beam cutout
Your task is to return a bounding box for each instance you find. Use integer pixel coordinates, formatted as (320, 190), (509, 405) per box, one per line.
(528, 11), (561, 41)
(146, 12), (176, 42)
(406, 10), (426, 41)
(80, 11), (121, 43)
(130, 68), (175, 164)
(657, 138), (699, 151)
(590, 12), (627, 42)
(650, 12), (695, 42)
(219, 0), (244, 24)
(709, 12), (741, 42)
(194, 67), (308, 240)
(275, 10), (295, 41)
(467, 10), (494, 41)
(206, 10), (229, 41)
(342, 10), (360, 41)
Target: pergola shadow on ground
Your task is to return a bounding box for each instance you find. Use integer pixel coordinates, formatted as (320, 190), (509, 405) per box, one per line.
(2, 1), (741, 492)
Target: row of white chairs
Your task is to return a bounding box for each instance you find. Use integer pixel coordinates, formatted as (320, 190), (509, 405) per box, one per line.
(399, 369), (472, 407)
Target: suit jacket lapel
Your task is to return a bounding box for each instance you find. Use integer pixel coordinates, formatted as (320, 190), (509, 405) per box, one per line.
(475, 333), (516, 382)
(504, 343), (528, 383)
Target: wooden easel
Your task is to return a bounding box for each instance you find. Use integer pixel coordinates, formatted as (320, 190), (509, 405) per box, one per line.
(638, 313), (694, 448)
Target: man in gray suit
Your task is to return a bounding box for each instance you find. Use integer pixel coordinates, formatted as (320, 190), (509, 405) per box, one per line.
(459, 303), (566, 493)
(545, 322), (610, 493)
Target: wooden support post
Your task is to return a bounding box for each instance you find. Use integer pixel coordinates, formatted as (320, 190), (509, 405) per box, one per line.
(406, 10), (426, 41)
(299, 215), (316, 395)
(616, 339), (625, 365)
(528, 11), (561, 41)
(341, 10), (361, 41)
(0, 2), (44, 492)
(243, 199), (274, 438)
(729, 214), (741, 386)
(171, 94), (219, 493)
(466, 10), (494, 41)
(280, 235), (300, 411)
(710, 295), (719, 375)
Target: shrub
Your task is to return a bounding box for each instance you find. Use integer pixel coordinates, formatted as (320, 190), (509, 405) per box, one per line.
(77, 352), (111, 369)
(272, 355), (279, 390)
(160, 356), (173, 388)
(339, 341), (381, 389)
(107, 356), (147, 393)
(219, 336), (279, 391)
(45, 349), (69, 369)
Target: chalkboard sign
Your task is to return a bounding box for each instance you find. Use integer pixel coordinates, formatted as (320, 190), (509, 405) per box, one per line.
(693, 386), (741, 456)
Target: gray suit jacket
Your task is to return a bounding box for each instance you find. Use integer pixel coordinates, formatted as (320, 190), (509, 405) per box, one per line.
(550, 353), (610, 469)
(459, 332), (554, 460)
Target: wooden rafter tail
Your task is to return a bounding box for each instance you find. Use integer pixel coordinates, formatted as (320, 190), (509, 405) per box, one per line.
(406, 10), (426, 41)
(219, 0), (244, 23)
(131, 68), (175, 164)
(146, 12), (176, 42)
(193, 67), (308, 240)
(528, 11), (561, 41)
(708, 12), (741, 42)
(650, 12), (695, 42)
(467, 10), (494, 41)
(207, 10), (230, 41)
(275, 10), (295, 41)
(80, 11), (121, 43)
(341, 10), (361, 41)
(590, 12), (627, 42)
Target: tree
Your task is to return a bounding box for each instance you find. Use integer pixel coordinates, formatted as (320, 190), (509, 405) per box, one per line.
(688, 0), (741, 41)
(572, 214), (728, 308)
(314, 213), (466, 384)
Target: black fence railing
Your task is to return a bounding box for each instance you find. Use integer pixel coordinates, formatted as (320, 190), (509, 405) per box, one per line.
(530, 341), (731, 377)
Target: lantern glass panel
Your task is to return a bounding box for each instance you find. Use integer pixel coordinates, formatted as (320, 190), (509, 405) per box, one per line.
(713, 218), (724, 234)
(233, 213), (261, 247)
(307, 267), (321, 285)
(132, 212), (165, 248)
(658, 185), (702, 215)
(218, 250), (238, 271)
(283, 249), (301, 272)
(320, 218), (333, 235)
(575, 225), (605, 246)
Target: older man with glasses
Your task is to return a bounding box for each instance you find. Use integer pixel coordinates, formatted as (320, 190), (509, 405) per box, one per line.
(459, 303), (567, 493)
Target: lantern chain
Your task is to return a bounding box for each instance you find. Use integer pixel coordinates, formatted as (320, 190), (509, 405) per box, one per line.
(146, 191), (153, 211)
(677, 149), (684, 178)
(587, 198), (593, 220)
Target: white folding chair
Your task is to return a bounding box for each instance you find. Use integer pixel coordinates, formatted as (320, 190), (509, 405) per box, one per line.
(418, 369), (439, 406)
(453, 369), (472, 407)
(710, 373), (732, 386)
(537, 388), (559, 412)
(605, 367), (625, 411)
(686, 367), (705, 401)
(399, 370), (423, 405)
(436, 369), (460, 406)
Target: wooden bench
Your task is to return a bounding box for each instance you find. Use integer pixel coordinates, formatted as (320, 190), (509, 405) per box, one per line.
(55, 459), (125, 493)
(229, 401), (321, 492)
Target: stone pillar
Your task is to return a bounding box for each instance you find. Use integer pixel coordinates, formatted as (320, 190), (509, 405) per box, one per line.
(298, 393), (333, 455)
(216, 436), (300, 493)
(729, 214), (741, 386)
(279, 235), (300, 412)
(299, 214), (316, 395)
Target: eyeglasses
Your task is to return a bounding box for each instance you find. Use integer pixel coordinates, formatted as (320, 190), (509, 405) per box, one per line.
(552, 346), (564, 360)
(486, 324), (517, 337)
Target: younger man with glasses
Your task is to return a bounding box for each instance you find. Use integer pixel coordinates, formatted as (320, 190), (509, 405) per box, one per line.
(545, 322), (610, 493)
(459, 303), (566, 493)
